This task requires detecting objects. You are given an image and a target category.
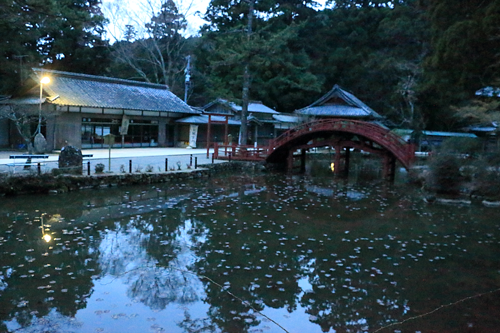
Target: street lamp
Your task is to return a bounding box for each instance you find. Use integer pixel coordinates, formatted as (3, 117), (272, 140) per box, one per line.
(37, 76), (50, 134)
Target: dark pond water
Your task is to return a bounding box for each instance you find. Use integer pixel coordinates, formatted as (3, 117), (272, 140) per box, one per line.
(1, 157), (500, 333)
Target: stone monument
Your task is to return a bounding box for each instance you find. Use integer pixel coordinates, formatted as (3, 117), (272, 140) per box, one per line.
(34, 133), (47, 153)
(58, 145), (83, 174)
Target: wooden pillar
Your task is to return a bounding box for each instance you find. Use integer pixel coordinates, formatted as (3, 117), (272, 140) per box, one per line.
(206, 114), (212, 158)
(390, 156), (396, 181)
(224, 115), (229, 156)
(300, 149), (306, 173)
(344, 147), (351, 177)
(334, 144), (342, 175)
(287, 149), (294, 174)
(383, 153), (396, 181)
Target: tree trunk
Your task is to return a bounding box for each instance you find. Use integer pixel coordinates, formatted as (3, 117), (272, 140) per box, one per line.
(240, 65), (250, 145)
(238, 0), (254, 145)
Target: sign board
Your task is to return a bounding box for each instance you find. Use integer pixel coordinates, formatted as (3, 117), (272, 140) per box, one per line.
(189, 125), (198, 148)
(103, 133), (115, 146)
(120, 115), (130, 135)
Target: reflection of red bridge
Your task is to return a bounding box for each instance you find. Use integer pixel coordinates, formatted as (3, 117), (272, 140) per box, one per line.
(214, 119), (415, 179)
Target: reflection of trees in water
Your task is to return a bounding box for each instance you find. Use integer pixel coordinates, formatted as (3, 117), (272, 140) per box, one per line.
(126, 266), (199, 309)
(189, 179), (305, 333)
(98, 210), (206, 310)
(8, 309), (83, 333)
(177, 310), (217, 332)
(0, 211), (101, 332)
(187, 175), (416, 332)
(0, 183), (209, 331)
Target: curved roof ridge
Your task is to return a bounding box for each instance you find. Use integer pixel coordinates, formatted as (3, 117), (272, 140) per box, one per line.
(295, 84), (383, 119)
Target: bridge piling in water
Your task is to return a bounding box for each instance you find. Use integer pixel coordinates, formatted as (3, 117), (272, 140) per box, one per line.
(383, 154), (396, 181)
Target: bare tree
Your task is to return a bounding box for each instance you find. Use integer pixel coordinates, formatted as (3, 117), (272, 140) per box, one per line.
(0, 103), (41, 152)
(396, 61), (423, 130)
(104, 0), (195, 95)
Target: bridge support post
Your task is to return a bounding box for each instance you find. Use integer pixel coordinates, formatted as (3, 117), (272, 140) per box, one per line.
(287, 149), (294, 174)
(300, 149), (306, 173)
(334, 144), (342, 176)
(344, 147), (351, 177)
(383, 154), (396, 181)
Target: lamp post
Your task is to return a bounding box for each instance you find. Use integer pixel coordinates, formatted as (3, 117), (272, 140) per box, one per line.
(37, 76), (50, 135)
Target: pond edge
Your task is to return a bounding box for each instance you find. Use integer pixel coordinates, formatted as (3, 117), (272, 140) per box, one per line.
(0, 162), (262, 197)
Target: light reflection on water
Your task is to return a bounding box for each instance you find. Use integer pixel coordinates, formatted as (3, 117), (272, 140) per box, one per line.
(1, 164), (500, 333)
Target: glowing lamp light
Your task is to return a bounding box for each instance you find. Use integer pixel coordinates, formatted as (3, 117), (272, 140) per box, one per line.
(41, 76), (50, 84)
(43, 234), (52, 243)
(330, 163), (335, 172)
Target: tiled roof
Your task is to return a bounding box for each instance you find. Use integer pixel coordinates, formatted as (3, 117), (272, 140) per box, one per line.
(295, 84), (383, 119)
(0, 97), (41, 105)
(273, 114), (301, 123)
(393, 129), (477, 138)
(242, 102), (279, 114)
(468, 126), (497, 132)
(33, 68), (198, 114)
(476, 87), (500, 97)
(204, 99), (279, 114)
(176, 115), (241, 125)
(423, 131), (476, 138)
(296, 105), (371, 117)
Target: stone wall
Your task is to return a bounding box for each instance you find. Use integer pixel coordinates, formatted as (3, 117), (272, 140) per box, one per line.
(0, 162), (254, 196)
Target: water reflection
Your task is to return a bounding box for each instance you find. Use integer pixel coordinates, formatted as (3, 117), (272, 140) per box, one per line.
(1, 170), (500, 332)
(98, 218), (204, 310)
(0, 209), (101, 332)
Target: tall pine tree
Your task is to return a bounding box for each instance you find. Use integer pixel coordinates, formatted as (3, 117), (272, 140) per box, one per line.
(196, 0), (321, 118)
(0, 0), (109, 94)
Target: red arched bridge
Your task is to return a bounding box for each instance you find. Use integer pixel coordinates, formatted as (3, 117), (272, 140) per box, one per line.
(213, 119), (415, 179)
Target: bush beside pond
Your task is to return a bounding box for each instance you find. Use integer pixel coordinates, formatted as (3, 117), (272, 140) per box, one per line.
(419, 137), (500, 200)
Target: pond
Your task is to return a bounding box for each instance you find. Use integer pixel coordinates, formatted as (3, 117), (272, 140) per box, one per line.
(1, 157), (500, 333)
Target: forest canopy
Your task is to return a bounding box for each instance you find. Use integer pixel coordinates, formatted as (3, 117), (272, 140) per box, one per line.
(1, 0), (499, 131)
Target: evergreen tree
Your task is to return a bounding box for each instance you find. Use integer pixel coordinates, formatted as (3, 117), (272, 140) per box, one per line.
(124, 25), (137, 42)
(43, 0), (110, 74)
(0, 0), (109, 94)
(196, 0), (322, 116)
(419, 0), (500, 129)
(299, 1), (429, 127)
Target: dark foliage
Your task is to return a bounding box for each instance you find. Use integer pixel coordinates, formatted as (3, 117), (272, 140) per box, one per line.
(0, 0), (109, 94)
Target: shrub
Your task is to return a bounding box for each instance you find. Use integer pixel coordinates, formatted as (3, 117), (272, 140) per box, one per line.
(95, 163), (105, 173)
(427, 153), (462, 194)
(439, 137), (482, 157)
(51, 168), (63, 176)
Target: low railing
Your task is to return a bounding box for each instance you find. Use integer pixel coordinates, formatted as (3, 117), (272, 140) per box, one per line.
(213, 143), (269, 161)
(0, 153), (217, 176)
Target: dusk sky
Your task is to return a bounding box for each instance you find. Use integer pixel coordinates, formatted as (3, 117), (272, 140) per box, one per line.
(101, 0), (327, 41)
